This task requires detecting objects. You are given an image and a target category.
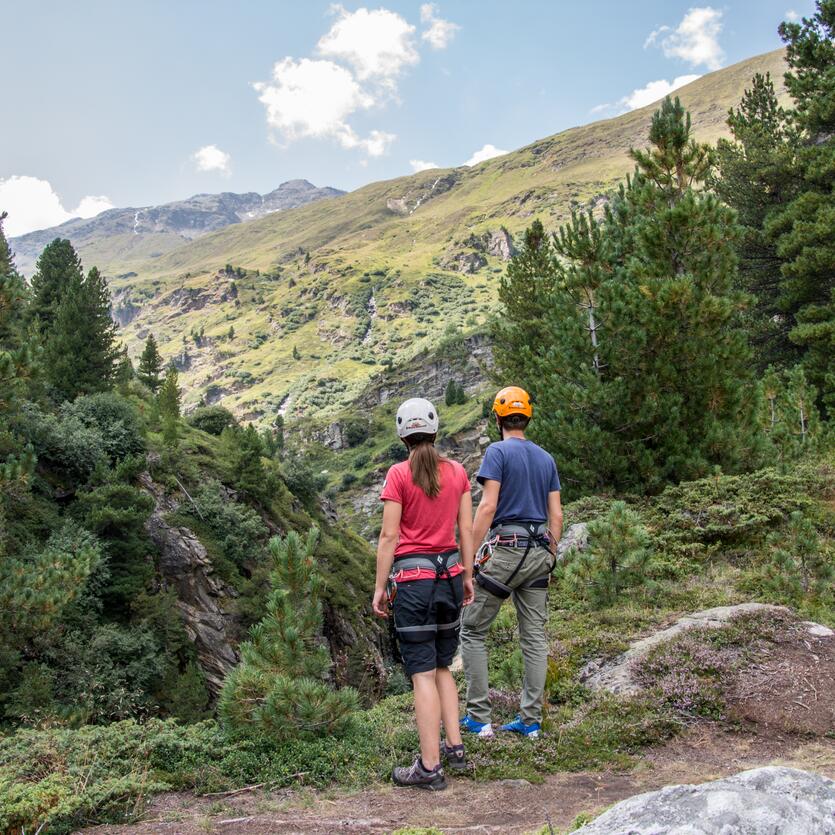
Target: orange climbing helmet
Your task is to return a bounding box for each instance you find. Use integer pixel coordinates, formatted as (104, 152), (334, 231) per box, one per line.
(492, 386), (533, 418)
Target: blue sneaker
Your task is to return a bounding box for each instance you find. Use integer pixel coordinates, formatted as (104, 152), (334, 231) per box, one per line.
(500, 715), (541, 738)
(460, 715), (494, 738)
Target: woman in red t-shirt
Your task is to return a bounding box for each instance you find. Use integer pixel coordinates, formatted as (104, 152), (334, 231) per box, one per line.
(372, 397), (474, 790)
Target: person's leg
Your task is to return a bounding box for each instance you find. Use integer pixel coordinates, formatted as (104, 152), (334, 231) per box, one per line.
(460, 587), (504, 723)
(412, 669), (442, 768)
(512, 582), (549, 725)
(435, 666), (462, 746)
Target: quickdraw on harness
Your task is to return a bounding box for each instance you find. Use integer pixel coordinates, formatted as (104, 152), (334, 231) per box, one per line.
(474, 521), (555, 599)
(385, 576), (402, 663)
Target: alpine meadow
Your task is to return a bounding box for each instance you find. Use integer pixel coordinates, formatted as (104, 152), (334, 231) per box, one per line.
(1, 3), (834, 833)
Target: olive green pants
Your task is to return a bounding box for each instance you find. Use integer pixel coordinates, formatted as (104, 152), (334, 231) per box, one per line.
(460, 544), (552, 724)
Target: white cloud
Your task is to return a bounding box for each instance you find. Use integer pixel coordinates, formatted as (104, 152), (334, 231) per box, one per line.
(464, 144), (509, 166)
(621, 74), (701, 110)
(255, 5), (461, 158)
(785, 9), (800, 21)
(254, 57), (395, 155)
(192, 144), (231, 175)
(317, 5), (418, 85)
(0, 175), (114, 237)
(420, 3), (460, 50)
(410, 158), (439, 172)
(645, 7), (725, 71)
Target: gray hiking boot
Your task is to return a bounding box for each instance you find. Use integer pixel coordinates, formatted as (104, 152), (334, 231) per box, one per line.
(441, 742), (467, 772)
(392, 757), (447, 790)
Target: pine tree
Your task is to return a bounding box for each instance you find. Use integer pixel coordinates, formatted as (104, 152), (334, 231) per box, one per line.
(158, 366), (181, 446)
(43, 266), (120, 400)
(712, 73), (801, 368)
(559, 502), (654, 607)
(496, 98), (762, 496)
(762, 364), (822, 463)
(218, 527), (358, 740)
(29, 238), (84, 330)
(0, 212), (36, 490)
(757, 512), (834, 604)
(137, 333), (164, 393)
(715, 3), (835, 413)
(494, 220), (557, 383)
(443, 380), (466, 406)
(292, 345), (300, 361)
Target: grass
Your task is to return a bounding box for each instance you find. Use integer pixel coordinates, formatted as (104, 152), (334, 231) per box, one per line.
(46, 50), (789, 423)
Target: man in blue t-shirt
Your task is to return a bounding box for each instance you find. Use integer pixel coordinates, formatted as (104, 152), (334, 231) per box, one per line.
(460, 386), (563, 739)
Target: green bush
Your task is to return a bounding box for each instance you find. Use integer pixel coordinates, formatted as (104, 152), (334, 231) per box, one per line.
(187, 405), (237, 436)
(64, 393), (146, 464)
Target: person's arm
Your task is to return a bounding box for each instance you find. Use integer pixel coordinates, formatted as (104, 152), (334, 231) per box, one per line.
(472, 479), (500, 547)
(372, 500), (402, 618)
(548, 490), (563, 549)
(457, 490), (475, 605)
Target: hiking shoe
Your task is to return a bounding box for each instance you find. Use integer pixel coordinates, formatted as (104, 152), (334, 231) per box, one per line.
(501, 715), (541, 737)
(442, 742), (467, 772)
(460, 715), (494, 738)
(392, 757), (447, 790)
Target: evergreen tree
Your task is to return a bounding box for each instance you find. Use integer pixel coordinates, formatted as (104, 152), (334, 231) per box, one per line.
(158, 366), (181, 446)
(761, 364), (822, 463)
(712, 73), (801, 368)
(29, 238), (84, 330)
(137, 333), (163, 393)
(218, 527), (358, 740)
(494, 220), (557, 383)
(230, 424), (269, 499)
(0, 212), (37, 489)
(292, 345), (300, 361)
(715, 3), (835, 412)
(756, 511), (834, 604)
(43, 266), (120, 400)
(496, 98), (762, 495)
(559, 502), (654, 607)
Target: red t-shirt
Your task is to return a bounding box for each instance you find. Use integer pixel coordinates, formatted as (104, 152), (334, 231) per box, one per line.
(380, 458), (471, 581)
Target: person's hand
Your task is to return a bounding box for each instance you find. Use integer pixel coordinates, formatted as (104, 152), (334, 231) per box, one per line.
(372, 587), (389, 618)
(462, 577), (475, 606)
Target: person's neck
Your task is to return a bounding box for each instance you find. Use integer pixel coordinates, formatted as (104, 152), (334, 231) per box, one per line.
(502, 429), (527, 441)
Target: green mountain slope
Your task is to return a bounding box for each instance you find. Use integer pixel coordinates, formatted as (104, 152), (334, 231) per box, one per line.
(106, 50), (786, 423)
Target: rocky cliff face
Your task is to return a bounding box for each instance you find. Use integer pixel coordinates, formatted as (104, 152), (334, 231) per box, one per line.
(10, 179), (345, 276)
(138, 472), (239, 697)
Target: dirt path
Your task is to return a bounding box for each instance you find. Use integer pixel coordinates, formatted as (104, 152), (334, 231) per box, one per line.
(81, 731), (835, 835)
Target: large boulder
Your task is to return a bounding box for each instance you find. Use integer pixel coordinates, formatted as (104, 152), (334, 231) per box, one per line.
(574, 766), (835, 834)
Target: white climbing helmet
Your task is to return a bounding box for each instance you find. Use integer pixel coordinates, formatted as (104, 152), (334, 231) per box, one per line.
(396, 397), (439, 439)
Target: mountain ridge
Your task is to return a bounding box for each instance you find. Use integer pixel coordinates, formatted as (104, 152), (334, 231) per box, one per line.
(9, 179), (345, 277)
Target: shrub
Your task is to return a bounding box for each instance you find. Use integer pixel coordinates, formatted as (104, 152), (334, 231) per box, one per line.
(187, 405), (237, 436)
(20, 402), (107, 483)
(65, 393), (146, 464)
(343, 417), (370, 447)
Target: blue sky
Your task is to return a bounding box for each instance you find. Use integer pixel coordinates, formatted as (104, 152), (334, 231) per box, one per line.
(0, 1), (812, 236)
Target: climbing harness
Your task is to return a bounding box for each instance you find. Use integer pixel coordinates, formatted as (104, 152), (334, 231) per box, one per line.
(474, 522), (555, 599)
(389, 549), (461, 643)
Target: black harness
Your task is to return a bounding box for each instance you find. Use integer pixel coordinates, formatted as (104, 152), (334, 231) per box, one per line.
(475, 521), (553, 599)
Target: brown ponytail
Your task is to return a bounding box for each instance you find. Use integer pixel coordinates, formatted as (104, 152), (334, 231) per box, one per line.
(405, 433), (445, 498)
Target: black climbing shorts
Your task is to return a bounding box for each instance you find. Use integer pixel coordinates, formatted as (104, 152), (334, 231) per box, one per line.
(393, 575), (464, 676)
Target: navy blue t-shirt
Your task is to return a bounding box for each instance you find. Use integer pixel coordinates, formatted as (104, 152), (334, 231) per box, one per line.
(476, 438), (560, 526)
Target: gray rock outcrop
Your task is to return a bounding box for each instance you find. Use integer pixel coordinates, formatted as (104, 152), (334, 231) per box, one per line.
(581, 603), (789, 695)
(556, 522), (588, 562)
(574, 766), (835, 834)
(139, 473), (239, 696)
